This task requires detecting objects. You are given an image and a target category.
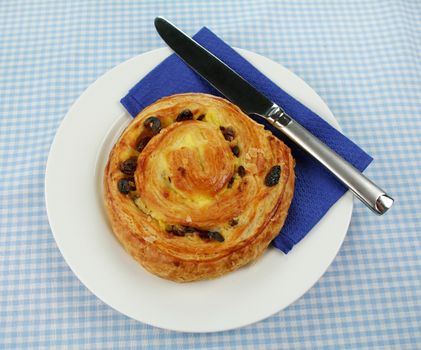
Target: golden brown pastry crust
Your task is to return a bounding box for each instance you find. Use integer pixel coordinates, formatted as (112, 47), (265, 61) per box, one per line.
(103, 93), (294, 282)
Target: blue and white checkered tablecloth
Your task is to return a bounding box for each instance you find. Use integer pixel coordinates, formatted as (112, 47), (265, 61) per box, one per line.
(1, 0), (420, 348)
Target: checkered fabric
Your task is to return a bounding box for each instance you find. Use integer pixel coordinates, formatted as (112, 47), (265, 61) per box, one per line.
(1, 0), (420, 349)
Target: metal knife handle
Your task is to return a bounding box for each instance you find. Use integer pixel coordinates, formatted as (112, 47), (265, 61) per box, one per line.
(265, 106), (394, 215)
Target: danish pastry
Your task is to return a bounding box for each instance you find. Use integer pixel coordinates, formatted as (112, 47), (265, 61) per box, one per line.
(103, 93), (294, 282)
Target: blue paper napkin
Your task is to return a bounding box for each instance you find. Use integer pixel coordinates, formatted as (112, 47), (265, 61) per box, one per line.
(121, 27), (373, 253)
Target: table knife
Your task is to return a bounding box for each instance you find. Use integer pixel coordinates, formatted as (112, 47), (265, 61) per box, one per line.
(154, 17), (393, 215)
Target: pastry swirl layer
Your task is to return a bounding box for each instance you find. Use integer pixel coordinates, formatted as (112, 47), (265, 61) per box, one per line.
(104, 93), (294, 282)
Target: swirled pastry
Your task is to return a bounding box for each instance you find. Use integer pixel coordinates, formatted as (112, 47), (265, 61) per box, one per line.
(104, 93), (294, 282)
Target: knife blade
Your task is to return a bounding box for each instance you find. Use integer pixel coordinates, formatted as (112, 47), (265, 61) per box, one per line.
(154, 17), (394, 215)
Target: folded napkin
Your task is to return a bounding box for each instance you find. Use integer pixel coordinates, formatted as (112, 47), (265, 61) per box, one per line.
(121, 27), (372, 253)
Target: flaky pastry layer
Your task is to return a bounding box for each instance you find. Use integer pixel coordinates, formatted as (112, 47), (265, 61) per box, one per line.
(104, 93), (294, 282)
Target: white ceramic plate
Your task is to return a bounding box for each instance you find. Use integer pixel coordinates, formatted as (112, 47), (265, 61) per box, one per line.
(45, 47), (353, 333)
